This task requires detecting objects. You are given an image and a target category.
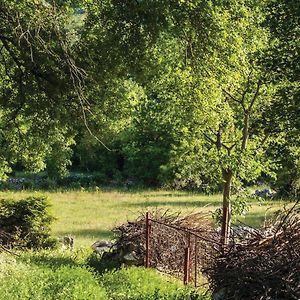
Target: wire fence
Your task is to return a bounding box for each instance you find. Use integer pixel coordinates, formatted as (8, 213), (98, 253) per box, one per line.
(144, 212), (220, 287)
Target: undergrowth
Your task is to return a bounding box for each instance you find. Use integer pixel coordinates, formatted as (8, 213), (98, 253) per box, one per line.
(0, 250), (210, 300)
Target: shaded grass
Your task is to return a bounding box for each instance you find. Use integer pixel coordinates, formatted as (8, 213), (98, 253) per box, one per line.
(122, 200), (222, 208)
(20, 250), (82, 270)
(236, 202), (285, 227)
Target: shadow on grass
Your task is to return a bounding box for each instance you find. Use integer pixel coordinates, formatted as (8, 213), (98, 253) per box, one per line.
(20, 253), (80, 270)
(56, 229), (113, 241)
(237, 213), (268, 228)
(98, 187), (205, 195)
(121, 200), (222, 208)
(87, 252), (121, 275)
(139, 192), (211, 198)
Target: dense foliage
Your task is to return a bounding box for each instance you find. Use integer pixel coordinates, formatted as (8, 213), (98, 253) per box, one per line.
(0, 0), (86, 179)
(0, 195), (56, 248)
(262, 0), (300, 196)
(0, 251), (210, 300)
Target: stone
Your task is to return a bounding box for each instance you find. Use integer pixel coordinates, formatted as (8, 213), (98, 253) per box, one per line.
(92, 240), (113, 253)
(123, 251), (142, 266)
(61, 236), (74, 250)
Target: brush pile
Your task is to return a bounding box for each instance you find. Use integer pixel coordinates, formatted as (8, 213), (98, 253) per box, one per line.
(204, 203), (300, 300)
(105, 210), (219, 281)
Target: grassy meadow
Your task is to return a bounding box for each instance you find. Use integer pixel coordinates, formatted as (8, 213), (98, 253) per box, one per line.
(0, 189), (287, 247)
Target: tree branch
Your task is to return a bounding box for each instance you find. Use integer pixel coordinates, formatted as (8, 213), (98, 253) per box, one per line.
(222, 88), (246, 111)
(248, 79), (262, 113)
(241, 69), (253, 106)
(203, 132), (216, 146)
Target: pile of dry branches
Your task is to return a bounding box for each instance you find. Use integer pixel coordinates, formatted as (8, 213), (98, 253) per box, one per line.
(110, 209), (219, 282)
(204, 203), (300, 300)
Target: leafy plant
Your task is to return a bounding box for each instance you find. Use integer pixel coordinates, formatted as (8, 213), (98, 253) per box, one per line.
(0, 195), (57, 249)
(213, 191), (252, 225)
(0, 250), (210, 300)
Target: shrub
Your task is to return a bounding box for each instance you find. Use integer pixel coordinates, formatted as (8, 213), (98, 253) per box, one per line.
(0, 195), (57, 249)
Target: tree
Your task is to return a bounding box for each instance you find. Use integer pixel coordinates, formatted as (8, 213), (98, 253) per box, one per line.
(0, 0), (84, 178)
(84, 0), (275, 244)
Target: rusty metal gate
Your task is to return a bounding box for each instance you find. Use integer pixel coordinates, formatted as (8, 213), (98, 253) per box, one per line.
(144, 212), (220, 286)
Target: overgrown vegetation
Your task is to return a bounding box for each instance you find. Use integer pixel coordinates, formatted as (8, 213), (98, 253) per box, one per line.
(100, 267), (210, 300)
(0, 250), (210, 300)
(0, 190), (296, 299)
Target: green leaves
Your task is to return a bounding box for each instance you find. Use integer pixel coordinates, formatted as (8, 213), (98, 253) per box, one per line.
(0, 195), (56, 248)
(74, 0), (279, 191)
(0, 0), (85, 178)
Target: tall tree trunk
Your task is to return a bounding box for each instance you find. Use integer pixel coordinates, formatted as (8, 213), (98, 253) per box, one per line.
(221, 168), (233, 247)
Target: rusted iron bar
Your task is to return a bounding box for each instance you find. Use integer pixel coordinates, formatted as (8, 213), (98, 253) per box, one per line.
(145, 212), (151, 267)
(187, 232), (191, 283)
(150, 218), (221, 246)
(184, 247), (190, 285)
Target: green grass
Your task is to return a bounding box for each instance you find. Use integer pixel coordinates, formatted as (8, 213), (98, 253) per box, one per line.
(0, 252), (107, 300)
(0, 190), (287, 247)
(235, 198), (289, 227)
(100, 266), (209, 300)
(0, 250), (210, 300)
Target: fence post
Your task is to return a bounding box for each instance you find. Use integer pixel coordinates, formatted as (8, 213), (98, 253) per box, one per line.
(194, 236), (198, 287)
(145, 212), (151, 267)
(184, 246), (190, 285)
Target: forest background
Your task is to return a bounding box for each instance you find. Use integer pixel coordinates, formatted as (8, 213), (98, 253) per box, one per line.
(0, 0), (299, 200)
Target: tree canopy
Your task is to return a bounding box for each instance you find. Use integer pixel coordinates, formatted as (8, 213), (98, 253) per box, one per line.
(0, 0), (85, 177)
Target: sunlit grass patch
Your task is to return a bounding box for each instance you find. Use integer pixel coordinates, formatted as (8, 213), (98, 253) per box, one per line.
(0, 190), (288, 247)
(236, 199), (289, 227)
(0, 252), (107, 300)
(101, 266), (210, 300)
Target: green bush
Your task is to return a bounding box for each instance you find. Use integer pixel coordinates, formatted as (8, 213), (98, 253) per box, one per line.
(0, 195), (57, 249)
